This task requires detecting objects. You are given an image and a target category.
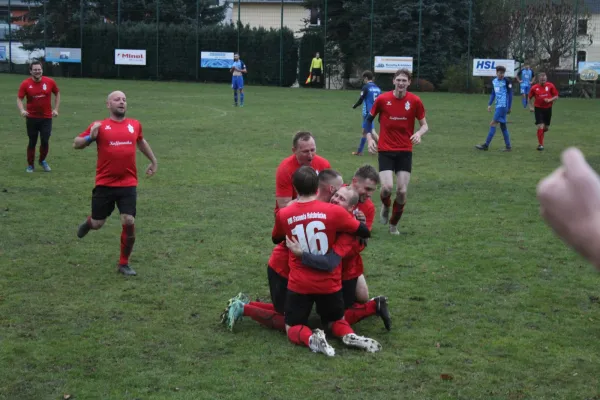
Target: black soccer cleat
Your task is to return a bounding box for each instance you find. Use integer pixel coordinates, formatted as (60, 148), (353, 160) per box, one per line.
(77, 220), (91, 238)
(475, 144), (489, 151)
(537, 145), (544, 151)
(374, 296), (392, 331)
(501, 147), (512, 152)
(118, 264), (137, 276)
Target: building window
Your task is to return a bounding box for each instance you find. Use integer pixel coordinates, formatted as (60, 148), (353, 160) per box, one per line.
(578, 19), (587, 35)
(309, 7), (320, 26)
(577, 51), (586, 64)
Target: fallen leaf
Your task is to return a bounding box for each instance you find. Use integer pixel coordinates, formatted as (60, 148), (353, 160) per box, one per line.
(441, 374), (453, 380)
(435, 342), (441, 348)
(63, 395), (72, 400)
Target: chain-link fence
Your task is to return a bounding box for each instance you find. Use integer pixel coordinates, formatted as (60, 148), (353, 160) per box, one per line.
(0, 0), (598, 96)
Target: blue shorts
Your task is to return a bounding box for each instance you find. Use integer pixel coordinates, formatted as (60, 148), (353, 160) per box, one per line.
(232, 76), (244, 90)
(520, 85), (530, 95)
(362, 115), (373, 132)
(493, 107), (508, 123)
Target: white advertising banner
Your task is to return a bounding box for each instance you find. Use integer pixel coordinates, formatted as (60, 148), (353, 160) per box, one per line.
(374, 56), (413, 73)
(115, 49), (146, 66)
(473, 59), (515, 77)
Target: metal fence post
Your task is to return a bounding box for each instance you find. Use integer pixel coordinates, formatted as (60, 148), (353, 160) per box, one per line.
(280, 0), (283, 86)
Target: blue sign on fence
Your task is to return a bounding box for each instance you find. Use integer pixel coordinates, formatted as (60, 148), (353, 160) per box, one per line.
(201, 51), (234, 68)
(45, 47), (81, 63)
(0, 46), (6, 62)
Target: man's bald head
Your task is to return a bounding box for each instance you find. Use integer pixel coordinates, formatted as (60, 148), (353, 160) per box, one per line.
(106, 91), (127, 120)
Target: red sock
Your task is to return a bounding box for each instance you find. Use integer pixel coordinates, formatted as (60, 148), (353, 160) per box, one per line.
(86, 216), (93, 228)
(248, 301), (275, 311)
(287, 325), (312, 347)
(344, 301), (377, 325)
(380, 193), (391, 208)
(39, 144), (49, 162)
(243, 304), (285, 331)
(537, 129), (544, 146)
(27, 147), (35, 166)
(330, 319), (354, 338)
(119, 224), (136, 265)
(389, 199), (405, 225)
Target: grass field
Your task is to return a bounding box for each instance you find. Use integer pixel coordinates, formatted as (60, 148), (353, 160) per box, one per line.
(1, 73), (600, 400)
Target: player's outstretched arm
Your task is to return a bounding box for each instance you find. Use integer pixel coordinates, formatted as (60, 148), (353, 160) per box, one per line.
(137, 139), (158, 176)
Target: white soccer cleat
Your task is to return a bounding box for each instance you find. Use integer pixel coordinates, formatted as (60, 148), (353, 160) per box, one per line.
(389, 225), (400, 235)
(380, 206), (390, 225)
(342, 333), (382, 353)
(309, 329), (335, 357)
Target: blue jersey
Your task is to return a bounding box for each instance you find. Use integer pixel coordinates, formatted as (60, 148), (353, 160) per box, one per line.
(353, 81), (381, 116)
(489, 77), (513, 109)
(232, 60), (246, 73)
(519, 68), (534, 86)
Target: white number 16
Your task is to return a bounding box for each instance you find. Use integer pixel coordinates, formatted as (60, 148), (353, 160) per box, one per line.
(291, 221), (329, 255)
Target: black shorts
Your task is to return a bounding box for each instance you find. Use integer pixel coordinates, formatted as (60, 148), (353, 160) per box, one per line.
(378, 151), (412, 173)
(91, 186), (137, 220)
(342, 278), (358, 309)
(534, 107), (552, 126)
(26, 118), (52, 141)
(311, 68), (322, 77)
(267, 266), (288, 314)
(285, 289), (345, 326)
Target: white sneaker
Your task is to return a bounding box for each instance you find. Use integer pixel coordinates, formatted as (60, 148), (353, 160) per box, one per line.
(389, 225), (400, 235)
(380, 206), (390, 225)
(309, 329), (335, 356)
(342, 333), (382, 353)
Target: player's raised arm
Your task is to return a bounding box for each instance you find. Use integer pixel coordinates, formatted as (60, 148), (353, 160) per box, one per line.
(73, 122), (101, 149)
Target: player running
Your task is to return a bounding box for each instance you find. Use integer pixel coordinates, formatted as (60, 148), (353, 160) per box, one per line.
(230, 53), (247, 107)
(73, 91), (158, 276)
(352, 70), (381, 156)
(366, 68), (428, 235)
(528, 72), (559, 151)
(517, 64), (535, 108)
(475, 65), (513, 152)
(17, 60), (60, 172)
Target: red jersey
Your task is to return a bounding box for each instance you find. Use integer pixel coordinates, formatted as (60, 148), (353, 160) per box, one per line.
(340, 198), (375, 280)
(17, 77), (59, 119)
(528, 83), (558, 109)
(369, 91), (425, 152)
(274, 154), (331, 212)
(268, 243), (289, 278)
(78, 118), (144, 187)
(272, 200), (361, 294)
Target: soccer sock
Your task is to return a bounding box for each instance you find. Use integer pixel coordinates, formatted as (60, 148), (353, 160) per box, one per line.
(500, 123), (511, 148)
(344, 301), (377, 325)
(330, 319), (355, 338)
(389, 199), (406, 226)
(287, 325), (312, 347)
(380, 193), (392, 208)
(39, 143), (49, 162)
(248, 301), (275, 311)
(537, 128), (544, 146)
(522, 97), (527, 108)
(243, 304), (285, 331)
(357, 137), (367, 153)
(485, 126), (497, 146)
(27, 147), (35, 166)
(240, 92), (245, 104)
(119, 224), (136, 265)
(233, 91), (238, 104)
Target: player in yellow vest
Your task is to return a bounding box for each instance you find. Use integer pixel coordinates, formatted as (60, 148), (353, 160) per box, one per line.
(310, 52), (323, 87)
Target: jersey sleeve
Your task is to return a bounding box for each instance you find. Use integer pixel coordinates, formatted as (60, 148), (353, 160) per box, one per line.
(416, 97), (426, 120)
(275, 164), (294, 198)
(271, 214), (286, 243)
(51, 79), (59, 94)
(363, 203), (375, 231)
(18, 81), (27, 99)
(551, 84), (559, 97)
(77, 122), (96, 138)
(528, 86), (536, 99)
(334, 207), (360, 234)
(369, 96), (382, 117)
(331, 233), (356, 258)
(137, 122), (144, 142)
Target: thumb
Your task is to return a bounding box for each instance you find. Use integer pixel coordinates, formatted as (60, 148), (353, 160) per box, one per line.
(562, 147), (600, 195)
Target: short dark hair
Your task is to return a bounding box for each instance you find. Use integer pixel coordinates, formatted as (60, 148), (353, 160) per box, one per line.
(394, 68), (412, 81)
(354, 164), (380, 184)
(318, 169), (341, 185)
(362, 70), (374, 80)
(292, 131), (314, 148)
(496, 65), (506, 73)
(293, 166), (319, 196)
(29, 60), (42, 70)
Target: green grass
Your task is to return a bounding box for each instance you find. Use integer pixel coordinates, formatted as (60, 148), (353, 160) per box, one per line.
(1, 74), (600, 400)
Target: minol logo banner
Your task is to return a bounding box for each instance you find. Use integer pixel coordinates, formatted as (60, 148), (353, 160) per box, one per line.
(473, 59), (515, 77)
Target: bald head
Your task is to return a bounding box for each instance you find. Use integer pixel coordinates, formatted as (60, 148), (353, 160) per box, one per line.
(106, 91), (127, 120)
(330, 186), (359, 212)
